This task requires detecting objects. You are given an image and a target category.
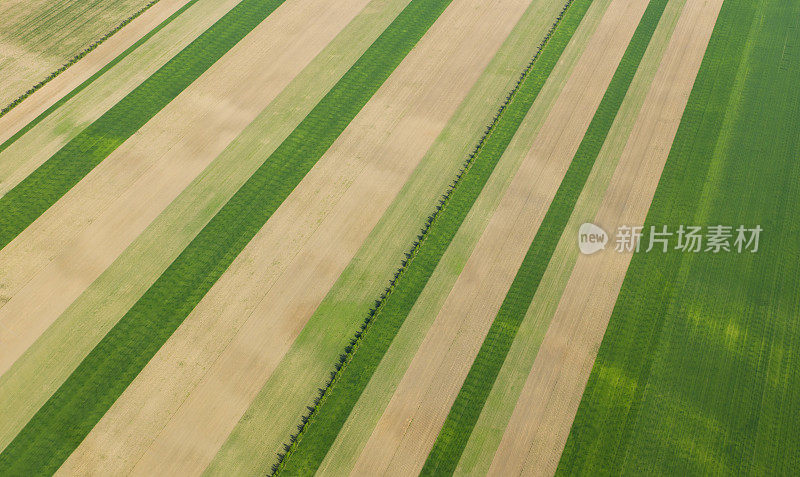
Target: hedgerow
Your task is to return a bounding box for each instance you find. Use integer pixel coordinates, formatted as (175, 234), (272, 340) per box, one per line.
(420, 0), (671, 473)
(273, 1), (592, 474)
(0, 0), (455, 474)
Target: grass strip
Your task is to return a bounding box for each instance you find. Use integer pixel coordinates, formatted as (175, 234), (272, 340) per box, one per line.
(274, 1), (592, 474)
(419, 1), (670, 474)
(0, 0), (205, 156)
(558, 0), (800, 473)
(0, 0), (454, 473)
(0, 0), (286, 250)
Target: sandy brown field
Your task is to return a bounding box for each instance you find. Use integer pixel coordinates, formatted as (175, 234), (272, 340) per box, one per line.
(348, 0), (650, 474)
(57, 0), (536, 474)
(314, 2), (617, 475)
(208, 0), (600, 473)
(0, 0), (373, 381)
(0, 0), (194, 145)
(487, 0), (724, 473)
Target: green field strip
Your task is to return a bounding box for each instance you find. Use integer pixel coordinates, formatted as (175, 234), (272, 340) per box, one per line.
(0, 0), (162, 120)
(206, 1), (589, 474)
(0, 0), (205, 156)
(0, 0), (411, 455)
(274, 1), (593, 474)
(419, 0), (672, 474)
(0, 0), (288, 251)
(558, 0), (800, 474)
(0, 0), (455, 473)
(452, 1), (687, 474)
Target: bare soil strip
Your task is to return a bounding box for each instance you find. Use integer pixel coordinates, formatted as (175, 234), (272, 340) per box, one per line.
(0, 0), (371, 381)
(0, 0), (411, 456)
(57, 0), (534, 475)
(0, 0), (192, 144)
(487, 0), (725, 474)
(348, 0), (649, 474)
(0, 0), (242, 196)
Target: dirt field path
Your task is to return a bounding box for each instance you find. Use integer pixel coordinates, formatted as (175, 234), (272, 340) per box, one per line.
(57, 0), (536, 475)
(348, 0), (649, 474)
(487, 0), (724, 474)
(0, 0), (194, 145)
(0, 0), (375, 381)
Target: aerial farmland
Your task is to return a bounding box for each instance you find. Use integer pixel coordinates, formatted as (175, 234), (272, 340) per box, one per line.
(0, 0), (796, 475)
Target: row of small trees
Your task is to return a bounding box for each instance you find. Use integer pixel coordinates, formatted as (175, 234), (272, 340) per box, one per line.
(0, 0), (162, 119)
(271, 0), (577, 474)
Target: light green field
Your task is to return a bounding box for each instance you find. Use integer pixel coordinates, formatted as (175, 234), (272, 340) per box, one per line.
(0, 0), (240, 195)
(0, 0), (154, 108)
(206, 1), (594, 474)
(0, 0), (411, 453)
(453, 0), (686, 472)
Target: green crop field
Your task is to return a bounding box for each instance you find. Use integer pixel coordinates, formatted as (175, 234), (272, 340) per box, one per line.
(0, 0), (287, 250)
(559, 0), (800, 474)
(0, 0), (204, 156)
(0, 0), (156, 109)
(1, 0), (797, 474)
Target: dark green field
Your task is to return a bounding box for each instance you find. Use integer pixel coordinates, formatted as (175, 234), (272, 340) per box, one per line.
(559, 0), (800, 473)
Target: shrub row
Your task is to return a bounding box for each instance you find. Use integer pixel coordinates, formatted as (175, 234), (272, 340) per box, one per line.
(0, 1), (161, 120)
(420, 0), (672, 473)
(0, 1), (454, 474)
(273, 1), (592, 474)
